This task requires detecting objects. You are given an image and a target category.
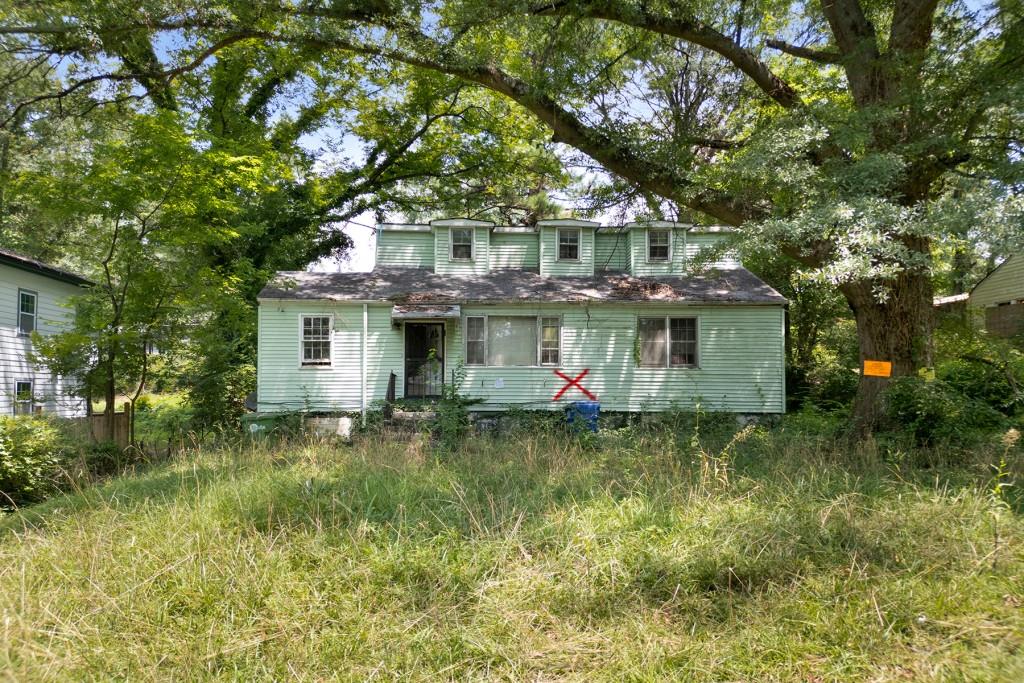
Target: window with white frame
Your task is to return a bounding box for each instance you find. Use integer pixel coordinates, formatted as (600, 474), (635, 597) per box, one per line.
(465, 316), (486, 365)
(637, 316), (698, 368)
(464, 315), (561, 367)
(451, 228), (474, 260)
(300, 315), (332, 366)
(647, 229), (670, 261)
(557, 228), (580, 260)
(18, 289), (36, 335)
(13, 380), (33, 415)
(540, 317), (561, 365)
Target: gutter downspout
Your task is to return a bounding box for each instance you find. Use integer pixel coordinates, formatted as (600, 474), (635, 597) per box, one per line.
(361, 304), (368, 426)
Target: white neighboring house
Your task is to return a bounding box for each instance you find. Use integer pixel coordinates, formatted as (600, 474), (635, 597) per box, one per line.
(0, 248), (92, 417)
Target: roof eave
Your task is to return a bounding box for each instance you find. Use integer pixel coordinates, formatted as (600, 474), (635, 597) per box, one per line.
(0, 252), (93, 287)
(257, 295), (785, 306)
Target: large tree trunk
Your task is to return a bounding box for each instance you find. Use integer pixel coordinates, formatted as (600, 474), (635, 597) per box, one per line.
(840, 267), (934, 434)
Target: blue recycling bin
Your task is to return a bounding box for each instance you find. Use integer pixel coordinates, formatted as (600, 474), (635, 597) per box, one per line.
(566, 400), (600, 433)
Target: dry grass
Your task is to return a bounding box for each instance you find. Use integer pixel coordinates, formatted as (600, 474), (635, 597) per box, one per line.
(1, 420), (1022, 681)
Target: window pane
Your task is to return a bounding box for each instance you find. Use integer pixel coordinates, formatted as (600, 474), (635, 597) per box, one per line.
(558, 230), (579, 260)
(466, 317), (485, 364)
(452, 229), (473, 259)
(638, 318), (667, 367)
(18, 291), (35, 334)
(487, 316), (537, 366)
(466, 341), (485, 365)
(19, 313), (35, 334)
(19, 291), (35, 314)
(541, 317), (560, 365)
(649, 230), (670, 260)
(302, 316), (331, 365)
(670, 318), (697, 367)
(13, 381), (32, 415)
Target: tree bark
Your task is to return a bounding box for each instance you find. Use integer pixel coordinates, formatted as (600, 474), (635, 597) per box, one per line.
(103, 344), (117, 442)
(840, 265), (934, 434)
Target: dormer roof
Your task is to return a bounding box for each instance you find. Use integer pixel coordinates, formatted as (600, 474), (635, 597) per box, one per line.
(536, 219), (601, 228)
(429, 218), (494, 227)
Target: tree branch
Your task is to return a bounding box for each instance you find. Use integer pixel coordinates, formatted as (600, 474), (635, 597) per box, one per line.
(766, 39), (842, 64)
(531, 2), (803, 109)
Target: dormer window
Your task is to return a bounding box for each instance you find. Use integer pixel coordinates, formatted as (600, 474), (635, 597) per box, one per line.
(557, 228), (580, 261)
(648, 229), (670, 261)
(451, 228), (474, 260)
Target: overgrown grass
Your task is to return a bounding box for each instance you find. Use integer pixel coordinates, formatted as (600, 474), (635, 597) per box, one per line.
(1, 419), (1023, 681)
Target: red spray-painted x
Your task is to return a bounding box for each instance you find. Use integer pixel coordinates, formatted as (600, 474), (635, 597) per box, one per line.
(552, 369), (597, 401)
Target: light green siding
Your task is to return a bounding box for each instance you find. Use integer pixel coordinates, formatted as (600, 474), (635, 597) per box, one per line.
(971, 256), (1023, 307)
(595, 231), (630, 271)
(455, 304), (783, 412)
(256, 301), (363, 412)
(433, 226), (491, 275)
(686, 232), (740, 269)
(257, 302), (407, 413)
(539, 226), (595, 277)
(489, 231), (539, 270)
(257, 299), (785, 414)
(376, 229), (434, 268)
(629, 227), (687, 277)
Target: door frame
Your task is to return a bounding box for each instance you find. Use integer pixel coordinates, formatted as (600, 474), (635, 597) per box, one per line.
(403, 322), (446, 398)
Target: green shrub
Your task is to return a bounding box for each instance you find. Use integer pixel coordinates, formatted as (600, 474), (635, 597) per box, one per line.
(81, 440), (126, 478)
(804, 361), (859, 411)
(0, 416), (71, 508)
(133, 395), (195, 446)
(937, 357), (1022, 415)
(885, 376), (1008, 445)
(430, 361), (479, 453)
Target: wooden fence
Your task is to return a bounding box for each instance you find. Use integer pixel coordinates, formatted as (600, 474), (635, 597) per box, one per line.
(67, 410), (132, 449)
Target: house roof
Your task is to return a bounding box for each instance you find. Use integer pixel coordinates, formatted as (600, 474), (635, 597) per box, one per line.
(0, 247), (93, 286)
(258, 266), (786, 305)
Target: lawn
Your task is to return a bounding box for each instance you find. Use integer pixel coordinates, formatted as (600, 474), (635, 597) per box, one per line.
(1, 417), (1022, 681)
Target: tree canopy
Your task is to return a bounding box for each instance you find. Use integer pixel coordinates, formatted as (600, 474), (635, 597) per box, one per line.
(2, 0), (1022, 430)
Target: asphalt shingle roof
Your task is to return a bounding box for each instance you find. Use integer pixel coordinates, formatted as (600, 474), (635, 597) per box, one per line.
(259, 266), (785, 305)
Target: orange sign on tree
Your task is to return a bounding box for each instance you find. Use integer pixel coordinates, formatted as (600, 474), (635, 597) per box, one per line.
(863, 360), (892, 378)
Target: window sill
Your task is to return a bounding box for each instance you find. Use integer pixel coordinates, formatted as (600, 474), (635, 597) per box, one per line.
(464, 365), (562, 369)
(299, 364), (333, 370)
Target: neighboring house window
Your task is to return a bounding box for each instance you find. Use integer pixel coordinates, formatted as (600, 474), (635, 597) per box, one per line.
(13, 380), (33, 415)
(540, 317), (561, 365)
(451, 228), (474, 260)
(300, 315), (332, 366)
(558, 228), (580, 261)
(637, 316), (698, 368)
(648, 229), (670, 261)
(466, 316), (486, 365)
(18, 289), (37, 336)
(464, 315), (561, 367)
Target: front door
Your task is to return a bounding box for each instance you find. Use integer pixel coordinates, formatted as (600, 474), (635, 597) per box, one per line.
(404, 323), (445, 398)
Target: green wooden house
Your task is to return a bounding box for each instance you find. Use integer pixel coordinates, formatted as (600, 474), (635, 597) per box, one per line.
(256, 219), (786, 417)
